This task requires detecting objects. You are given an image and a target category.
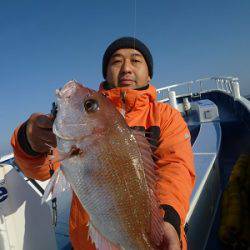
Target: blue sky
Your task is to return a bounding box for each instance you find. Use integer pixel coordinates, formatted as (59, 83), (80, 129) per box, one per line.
(1, 0), (250, 155)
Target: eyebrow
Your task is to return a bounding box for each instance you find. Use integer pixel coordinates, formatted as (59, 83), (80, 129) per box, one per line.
(111, 53), (123, 58)
(130, 53), (143, 58)
(111, 53), (143, 58)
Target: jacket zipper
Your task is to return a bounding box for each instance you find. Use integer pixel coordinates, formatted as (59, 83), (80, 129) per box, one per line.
(120, 91), (127, 117)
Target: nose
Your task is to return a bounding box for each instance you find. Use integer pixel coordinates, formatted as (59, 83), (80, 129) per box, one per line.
(120, 59), (132, 75)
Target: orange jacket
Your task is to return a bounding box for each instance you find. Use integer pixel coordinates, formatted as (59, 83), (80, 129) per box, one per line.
(11, 84), (195, 250)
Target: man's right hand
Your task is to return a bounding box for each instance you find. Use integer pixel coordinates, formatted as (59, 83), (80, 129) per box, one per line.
(26, 113), (57, 154)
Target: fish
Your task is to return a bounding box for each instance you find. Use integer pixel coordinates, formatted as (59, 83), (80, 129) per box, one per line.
(44, 80), (165, 250)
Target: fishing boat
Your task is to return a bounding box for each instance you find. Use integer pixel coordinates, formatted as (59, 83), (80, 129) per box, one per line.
(0, 76), (249, 249)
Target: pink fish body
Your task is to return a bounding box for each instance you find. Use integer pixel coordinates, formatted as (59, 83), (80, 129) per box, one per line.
(50, 81), (164, 250)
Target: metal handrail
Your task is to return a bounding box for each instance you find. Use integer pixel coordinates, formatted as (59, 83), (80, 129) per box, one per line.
(156, 76), (239, 102)
(0, 153), (14, 163)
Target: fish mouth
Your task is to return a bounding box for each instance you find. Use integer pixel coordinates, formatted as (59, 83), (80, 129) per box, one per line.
(56, 80), (94, 99)
(56, 80), (80, 98)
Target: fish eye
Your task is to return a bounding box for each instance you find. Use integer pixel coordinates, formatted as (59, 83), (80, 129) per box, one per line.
(84, 99), (99, 113)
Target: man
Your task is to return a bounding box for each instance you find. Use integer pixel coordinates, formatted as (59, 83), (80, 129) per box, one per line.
(11, 37), (195, 250)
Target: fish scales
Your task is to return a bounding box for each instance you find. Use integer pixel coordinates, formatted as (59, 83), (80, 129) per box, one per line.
(53, 81), (163, 249)
(61, 128), (151, 247)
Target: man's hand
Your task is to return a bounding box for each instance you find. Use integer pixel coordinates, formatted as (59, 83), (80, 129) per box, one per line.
(160, 222), (181, 250)
(26, 113), (56, 154)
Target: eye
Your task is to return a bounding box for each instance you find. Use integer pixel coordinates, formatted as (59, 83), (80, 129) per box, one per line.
(112, 60), (122, 65)
(131, 59), (140, 63)
(84, 99), (99, 113)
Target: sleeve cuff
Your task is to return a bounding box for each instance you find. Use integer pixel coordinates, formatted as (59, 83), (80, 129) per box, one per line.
(161, 204), (181, 239)
(17, 121), (42, 157)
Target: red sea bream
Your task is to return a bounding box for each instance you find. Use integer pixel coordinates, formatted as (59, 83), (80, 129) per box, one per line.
(45, 80), (165, 250)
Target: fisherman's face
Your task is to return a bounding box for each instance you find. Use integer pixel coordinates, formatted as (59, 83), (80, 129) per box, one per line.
(106, 48), (151, 89)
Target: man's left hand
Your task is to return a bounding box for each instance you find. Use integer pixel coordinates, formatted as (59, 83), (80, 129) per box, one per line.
(159, 222), (181, 250)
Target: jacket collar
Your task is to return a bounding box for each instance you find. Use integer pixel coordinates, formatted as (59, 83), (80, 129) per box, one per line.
(98, 82), (157, 113)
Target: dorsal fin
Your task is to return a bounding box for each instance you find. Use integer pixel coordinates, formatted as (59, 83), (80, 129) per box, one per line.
(132, 130), (165, 246)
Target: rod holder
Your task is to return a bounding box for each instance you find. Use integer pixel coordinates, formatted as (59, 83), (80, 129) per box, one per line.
(168, 91), (178, 110)
(231, 81), (241, 99)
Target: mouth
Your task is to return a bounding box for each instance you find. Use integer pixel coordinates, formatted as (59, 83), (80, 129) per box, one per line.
(119, 79), (135, 86)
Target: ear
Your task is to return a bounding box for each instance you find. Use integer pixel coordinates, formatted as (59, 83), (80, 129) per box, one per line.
(147, 76), (151, 83)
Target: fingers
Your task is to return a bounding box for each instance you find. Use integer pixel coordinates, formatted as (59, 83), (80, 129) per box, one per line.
(38, 129), (57, 145)
(39, 135), (57, 149)
(160, 222), (181, 250)
(26, 113), (57, 154)
(35, 114), (54, 129)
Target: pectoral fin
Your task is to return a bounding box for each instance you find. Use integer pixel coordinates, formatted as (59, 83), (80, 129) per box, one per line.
(42, 168), (71, 204)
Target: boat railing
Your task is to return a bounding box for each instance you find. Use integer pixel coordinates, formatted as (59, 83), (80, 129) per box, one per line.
(156, 76), (240, 102)
(0, 153), (14, 164)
